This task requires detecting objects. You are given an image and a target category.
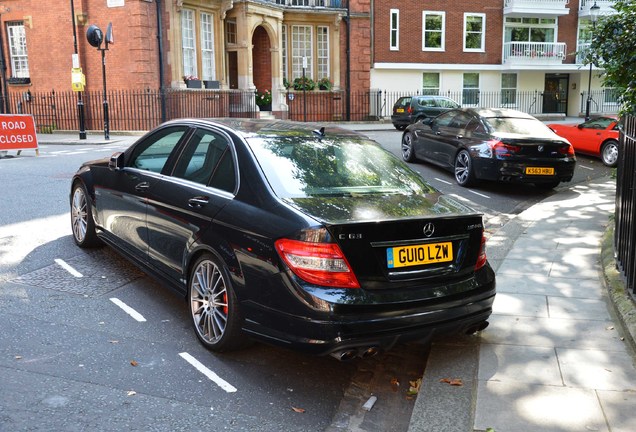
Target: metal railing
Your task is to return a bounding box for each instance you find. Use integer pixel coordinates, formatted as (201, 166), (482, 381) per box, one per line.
(257, 0), (347, 8)
(503, 42), (567, 64)
(2, 87), (623, 133)
(615, 115), (636, 295)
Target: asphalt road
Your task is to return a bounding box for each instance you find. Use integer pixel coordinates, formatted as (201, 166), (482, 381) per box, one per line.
(0, 134), (613, 432)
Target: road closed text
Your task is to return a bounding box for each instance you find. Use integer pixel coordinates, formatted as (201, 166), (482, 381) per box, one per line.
(0, 115), (38, 150)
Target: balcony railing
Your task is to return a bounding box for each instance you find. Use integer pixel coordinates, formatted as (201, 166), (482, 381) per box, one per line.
(258, 0), (347, 9)
(504, 0), (570, 16)
(579, 0), (616, 17)
(503, 42), (567, 65)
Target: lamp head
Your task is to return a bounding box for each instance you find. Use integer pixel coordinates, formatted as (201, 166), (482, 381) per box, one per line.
(590, 1), (600, 23)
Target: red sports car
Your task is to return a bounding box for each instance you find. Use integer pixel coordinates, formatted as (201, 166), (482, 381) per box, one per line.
(548, 116), (620, 167)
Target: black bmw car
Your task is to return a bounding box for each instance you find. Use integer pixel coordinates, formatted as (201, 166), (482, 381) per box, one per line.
(70, 118), (495, 360)
(401, 108), (576, 189)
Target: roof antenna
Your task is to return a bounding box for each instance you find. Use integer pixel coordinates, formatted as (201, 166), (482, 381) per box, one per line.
(313, 127), (325, 138)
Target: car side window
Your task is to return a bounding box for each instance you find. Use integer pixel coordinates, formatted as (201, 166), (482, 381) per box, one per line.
(173, 128), (230, 186)
(449, 112), (472, 129)
(128, 126), (189, 173)
(395, 97), (411, 108)
(434, 111), (458, 128)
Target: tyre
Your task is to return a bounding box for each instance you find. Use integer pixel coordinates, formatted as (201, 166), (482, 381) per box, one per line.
(600, 140), (619, 167)
(188, 254), (247, 352)
(454, 150), (475, 187)
(401, 132), (417, 162)
(70, 182), (101, 248)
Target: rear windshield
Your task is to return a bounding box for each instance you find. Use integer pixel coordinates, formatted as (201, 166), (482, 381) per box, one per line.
(485, 117), (555, 137)
(246, 136), (436, 198)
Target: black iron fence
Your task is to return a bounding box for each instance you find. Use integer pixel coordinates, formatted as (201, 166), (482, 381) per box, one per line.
(4, 87), (622, 133)
(615, 115), (636, 295)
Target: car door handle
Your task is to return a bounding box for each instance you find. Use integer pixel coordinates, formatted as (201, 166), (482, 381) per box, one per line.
(188, 196), (209, 208)
(135, 182), (150, 192)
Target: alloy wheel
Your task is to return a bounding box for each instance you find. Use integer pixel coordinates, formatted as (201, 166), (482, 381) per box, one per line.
(601, 140), (619, 167)
(71, 187), (88, 244)
(190, 259), (229, 345)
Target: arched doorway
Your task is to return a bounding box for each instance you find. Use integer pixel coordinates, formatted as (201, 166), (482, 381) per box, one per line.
(252, 26), (272, 109)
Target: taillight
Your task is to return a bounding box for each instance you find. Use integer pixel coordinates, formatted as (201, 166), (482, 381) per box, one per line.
(488, 139), (521, 157)
(475, 235), (487, 271)
(558, 143), (575, 157)
(275, 239), (360, 288)
(407, 106), (413, 114)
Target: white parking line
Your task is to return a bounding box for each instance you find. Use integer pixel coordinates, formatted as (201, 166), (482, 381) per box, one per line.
(54, 259), (83, 277)
(579, 165), (594, 170)
(469, 190), (491, 199)
(109, 298), (147, 322)
(434, 177), (453, 185)
(179, 352), (238, 393)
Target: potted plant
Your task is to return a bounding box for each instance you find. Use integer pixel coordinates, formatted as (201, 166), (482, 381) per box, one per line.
(293, 76), (315, 91)
(317, 77), (332, 91)
(183, 75), (202, 89)
(255, 89), (272, 111)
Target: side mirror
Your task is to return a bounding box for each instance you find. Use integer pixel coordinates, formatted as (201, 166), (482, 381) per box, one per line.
(109, 152), (125, 170)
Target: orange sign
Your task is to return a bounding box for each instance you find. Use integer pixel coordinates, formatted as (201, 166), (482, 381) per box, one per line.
(0, 114), (38, 151)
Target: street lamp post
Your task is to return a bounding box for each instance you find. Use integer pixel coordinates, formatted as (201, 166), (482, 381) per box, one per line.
(585, 1), (601, 121)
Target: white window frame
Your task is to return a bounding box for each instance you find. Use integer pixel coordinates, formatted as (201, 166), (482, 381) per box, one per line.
(500, 73), (517, 106)
(422, 72), (440, 95)
(422, 11), (445, 51)
(291, 25), (313, 80)
(7, 22), (29, 78)
(282, 25), (288, 82)
(181, 9), (197, 78)
(463, 13), (485, 52)
(200, 12), (216, 81)
(390, 9), (399, 51)
(462, 72), (480, 106)
(317, 26), (329, 80)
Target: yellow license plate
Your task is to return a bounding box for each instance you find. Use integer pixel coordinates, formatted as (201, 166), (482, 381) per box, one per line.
(396, 108), (405, 113)
(387, 242), (453, 269)
(525, 167), (554, 175)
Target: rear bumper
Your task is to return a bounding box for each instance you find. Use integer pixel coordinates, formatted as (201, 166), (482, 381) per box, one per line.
(240, 265), (496, 356)
(474, 158), (576, 183)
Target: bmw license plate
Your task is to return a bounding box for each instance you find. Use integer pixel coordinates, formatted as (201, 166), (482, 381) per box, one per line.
(526, 167), (555, 175)
(387, 242), (453, 268)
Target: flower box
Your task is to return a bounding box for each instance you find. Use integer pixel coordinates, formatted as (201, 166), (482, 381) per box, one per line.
(186, 79), (202, 89)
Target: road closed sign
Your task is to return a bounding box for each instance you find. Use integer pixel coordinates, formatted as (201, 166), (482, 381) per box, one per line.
(0, 114), (38, 151)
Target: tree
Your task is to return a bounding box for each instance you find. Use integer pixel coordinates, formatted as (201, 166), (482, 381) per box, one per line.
(585, 0), (636, 114)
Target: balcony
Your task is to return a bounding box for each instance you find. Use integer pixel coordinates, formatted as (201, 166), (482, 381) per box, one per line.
(579, 0), (616, 18)
(257, 0), (347, 9)
(576, 42), (590, 65)
(504, 0), (570, 17)
(503, 42), (567, 66)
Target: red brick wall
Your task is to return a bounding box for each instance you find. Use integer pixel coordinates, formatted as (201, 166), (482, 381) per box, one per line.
(340, 0), (371, 93)
(373, 0), (504, 64)
(2, 0), (163, 97)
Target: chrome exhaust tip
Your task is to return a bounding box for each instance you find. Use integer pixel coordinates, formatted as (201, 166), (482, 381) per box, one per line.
(330, 349), (358, 361)
(465, 320), (489, 335)
(361, 346), (380, 358)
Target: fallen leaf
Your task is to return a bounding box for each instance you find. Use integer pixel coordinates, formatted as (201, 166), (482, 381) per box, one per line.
(450, 379), (463, 386)
(127, 390), (136, 396)
(407, 378), (422, 395)
(439, 378), (451, 384)
(606, 326), (615, 330)
(390, 377), (400, 392)
(130, 360), (138, 367)
(291, 407), (305, 413)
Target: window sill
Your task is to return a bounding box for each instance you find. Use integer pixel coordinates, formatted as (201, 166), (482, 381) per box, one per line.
(8, 77), (31, 85)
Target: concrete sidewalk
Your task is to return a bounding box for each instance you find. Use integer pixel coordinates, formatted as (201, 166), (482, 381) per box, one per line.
(409, 177), (636, 432)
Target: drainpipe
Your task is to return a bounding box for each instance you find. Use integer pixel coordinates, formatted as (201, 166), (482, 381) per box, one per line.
(156, 0), (166, 123)
(0, 10), (9, 113)
(345, 1), (350, 121)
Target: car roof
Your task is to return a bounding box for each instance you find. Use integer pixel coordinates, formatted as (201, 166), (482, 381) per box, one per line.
(460, 107), (538, 119)
(158, 118), (366, 140)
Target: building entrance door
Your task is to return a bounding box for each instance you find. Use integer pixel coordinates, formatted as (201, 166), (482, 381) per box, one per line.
(543, 74), (568, 114)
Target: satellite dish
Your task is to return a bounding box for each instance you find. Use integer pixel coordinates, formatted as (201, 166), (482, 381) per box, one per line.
(86, 24), (103, 48)
(105, 22), (114, 45)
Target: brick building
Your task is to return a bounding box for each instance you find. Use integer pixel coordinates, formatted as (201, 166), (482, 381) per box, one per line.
(0, 0), (372, 120)
(371, 0), (617, 117)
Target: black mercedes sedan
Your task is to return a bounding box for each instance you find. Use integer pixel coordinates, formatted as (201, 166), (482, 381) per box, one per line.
(70, 118), (495, 360)
(401, 108), (576, 189)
